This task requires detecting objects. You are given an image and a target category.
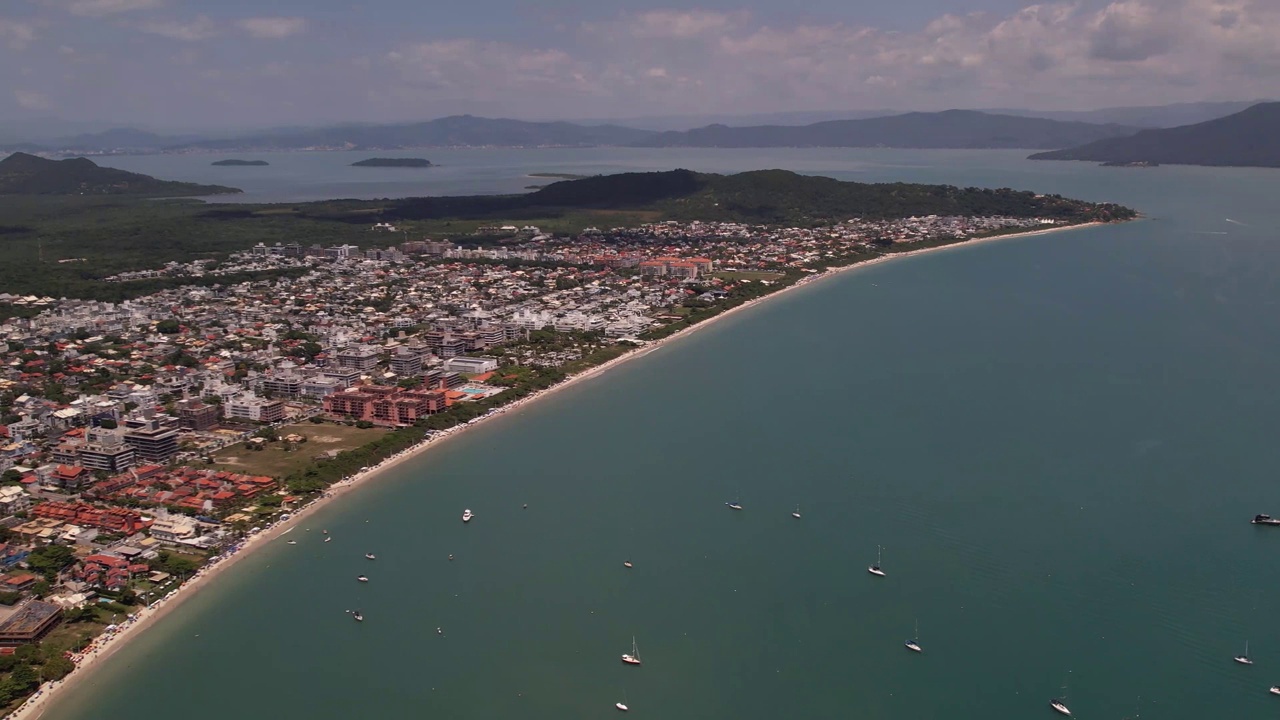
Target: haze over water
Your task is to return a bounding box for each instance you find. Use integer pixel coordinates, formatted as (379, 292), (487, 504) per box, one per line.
(49, 151), (1280, 720)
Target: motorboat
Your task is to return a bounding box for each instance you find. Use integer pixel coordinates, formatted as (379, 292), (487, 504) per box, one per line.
(725, 501), (743, 511)
(357, 575), (368, 583)
(462, 509), (473, 523)
(353, 611), (364, 622)
(286, 540), (297, 545)
(623, 561), (634, 568)
(324, 536), (332, 543)
(1269, 686), (1280, 696)
(1050, 699), (1071, 716)
(365, 553), (376, 560)
(1253, 514), (1280, 525)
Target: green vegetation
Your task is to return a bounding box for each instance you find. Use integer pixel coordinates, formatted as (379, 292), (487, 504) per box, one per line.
(1029, 102), (1280, 167)
(211, 159), (269, 166)
(0, 152), (239, 196)
(351, 158), (433, 167)
(210, 422), (388, 478)
(529, 172), (589, 179)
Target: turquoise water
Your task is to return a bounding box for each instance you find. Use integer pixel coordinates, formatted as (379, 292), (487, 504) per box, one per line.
(45, 152), (1280, 720)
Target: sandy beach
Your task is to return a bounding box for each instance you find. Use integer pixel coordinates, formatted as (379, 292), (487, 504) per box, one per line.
(7, 219), (1103, 720)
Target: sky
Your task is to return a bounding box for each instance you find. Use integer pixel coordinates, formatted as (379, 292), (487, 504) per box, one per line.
(1, 0), (1279, 130)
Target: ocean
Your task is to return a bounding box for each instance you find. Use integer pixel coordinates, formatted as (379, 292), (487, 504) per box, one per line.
(45, 150), (1280, 720)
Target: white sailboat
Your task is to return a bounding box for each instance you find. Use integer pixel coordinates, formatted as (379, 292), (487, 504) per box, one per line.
(616, 688), (629, 712)
(904, 620), (922, 653)
(726, 494), (743, 511)
(792, 505), (802, 519)
(1235, 640), (1254, 665)
(1050, 677), (1071, 716)
(621, 636), (642, 666)
(868, 545), (886, 577)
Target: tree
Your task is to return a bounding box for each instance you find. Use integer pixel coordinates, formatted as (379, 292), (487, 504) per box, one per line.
(155, 319), (181, 334)
(26, 545), (75, 581)
(13, 645), (39, 664)
(40, 655), (74, 682)
(9, 663), (38, 693)
(1, 469), (21, 485)
(255, 426), (279, 442)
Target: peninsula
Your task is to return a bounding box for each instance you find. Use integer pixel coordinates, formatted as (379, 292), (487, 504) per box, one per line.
(211, 159), (269, 166)
(0, 152), (241, 196)
(351, 158), (434, 167)
(0, 169), (1134, 718)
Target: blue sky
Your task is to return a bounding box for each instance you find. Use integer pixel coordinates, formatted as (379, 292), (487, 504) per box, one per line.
(1, 0), (1277, 130)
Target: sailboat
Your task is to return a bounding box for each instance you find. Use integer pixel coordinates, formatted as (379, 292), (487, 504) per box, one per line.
(1050, 677), (1072, 716)
(868, 545), (886, 577)
(904, 620), (922, 653)
(792, 505), (802, 519)
(1235, 640), (1254, 665)
(616, 688), (630, 712)
(621, 636), (642, 666)
(726, 494), (743, 511)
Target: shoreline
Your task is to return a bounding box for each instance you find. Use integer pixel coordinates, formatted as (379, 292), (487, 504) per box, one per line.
(7, 218), (1105, 720)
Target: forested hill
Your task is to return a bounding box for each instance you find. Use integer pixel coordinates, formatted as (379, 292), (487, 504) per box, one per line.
(0, 152), (240, 196)
(628, 110), (1139, 150)
(1028, 102), (1280, 167)
(384, 169), (1136, 225)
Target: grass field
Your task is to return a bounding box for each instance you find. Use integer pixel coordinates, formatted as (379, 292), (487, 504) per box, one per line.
(208, 423), (388, 478)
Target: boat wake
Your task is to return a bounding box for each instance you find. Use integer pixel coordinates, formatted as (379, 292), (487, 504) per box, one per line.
(1225, 218), (1248, 226)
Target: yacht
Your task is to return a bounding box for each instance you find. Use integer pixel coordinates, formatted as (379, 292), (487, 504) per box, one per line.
(357, 575), (368, 583)
(353, 610), (364, 622)
(622, 636), (642, 666)
(462, 509), (473, 523)
(905, 620), (922, 653)
(365, 553), (376, 560)
(1269, 685), (1280, 696)
(868, 545), (886, 577)
(1050, 699), (1072, 716)
(1253, 514), (1280, 526)
(1235, 641), (1254, 665)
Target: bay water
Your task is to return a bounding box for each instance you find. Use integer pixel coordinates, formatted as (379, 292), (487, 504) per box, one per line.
(45, 151), (1280, 719)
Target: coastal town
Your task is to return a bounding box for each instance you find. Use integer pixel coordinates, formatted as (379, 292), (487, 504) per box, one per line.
(0, 212), (1085, 713)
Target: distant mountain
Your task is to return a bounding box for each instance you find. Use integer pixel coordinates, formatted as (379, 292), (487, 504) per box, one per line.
(1028, 102), (1280, 168)
(169, 116), (657, 151)
(629, 111), (1139, 150)
(569, 110), (900, 132)
(0, 152), (239, 196)
(987, 101), (1269, 129)
(378, 169), (1135, 226)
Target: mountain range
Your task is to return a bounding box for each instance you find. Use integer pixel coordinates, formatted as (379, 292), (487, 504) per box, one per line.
(1028, 102), (1280, 168)
(629, 110), (1140, 150)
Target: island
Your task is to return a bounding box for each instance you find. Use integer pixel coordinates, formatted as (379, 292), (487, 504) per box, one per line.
(0, 169), (1136, 717)
(351, 158), (434, 168)
(211, 159), (269, 166)
(0, 152), (241, 196)
(1101, 161), (1159, 167)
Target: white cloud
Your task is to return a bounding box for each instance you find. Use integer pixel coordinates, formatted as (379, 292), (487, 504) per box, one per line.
(136, 16), (216, 41)
(14, 89), (51, 110)
(0, 18), (37, 51)
(66, 0), (162, 17)
(238, 17), (307, 39)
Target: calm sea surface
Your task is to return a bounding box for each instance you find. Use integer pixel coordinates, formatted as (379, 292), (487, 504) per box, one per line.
(48, 150), (1280, 720)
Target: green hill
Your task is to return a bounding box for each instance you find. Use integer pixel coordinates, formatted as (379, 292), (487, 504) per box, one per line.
(1028, 102), (1280, 167)
(351, 158), (433, 167)
(382, 169), (1134, 225)
(630, 111), (1139, 150)
(0, 152), (240, 196)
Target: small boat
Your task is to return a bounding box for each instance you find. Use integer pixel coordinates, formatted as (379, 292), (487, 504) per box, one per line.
(365, 553), (376, 560)
(792, 505), (801, 519)
(357, 576), (368, 583)
(1253, 514), (1280, 526)
(868, 545), (886, 577)
(324, 536), (332, 543)
(286, 540), (297, 545)
(462, 509), (473, 523)
(905, 620), (922, 653)
(522, 503), (528, 509)
(623, 561), (634, 568)
(622, 636), (642, 666)
(322, 529), (329, 535)
(448, 554), (455, 561)
(616, 703), (629, 712)
(1049, 671), (1070, 712)
(436, 627), (443, 636)
(1235, 640), (1254, 665)
(353, 610), (364, 622)
(1269, 685), (1280, 696)
(725, 495), (743, 511)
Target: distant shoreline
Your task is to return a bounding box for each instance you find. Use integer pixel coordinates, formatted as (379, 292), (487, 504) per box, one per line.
(8, 218), (1109, 720)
